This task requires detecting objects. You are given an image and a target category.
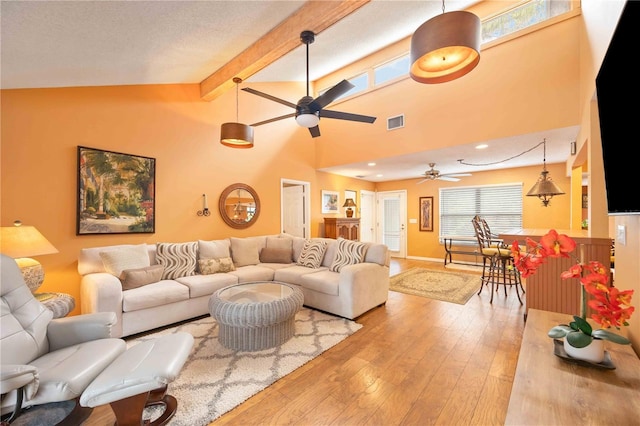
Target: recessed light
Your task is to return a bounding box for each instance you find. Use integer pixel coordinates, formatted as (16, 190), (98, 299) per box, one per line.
(376, 174), (383, 177)
(475, 144), (488, 150)
(368, 162), (376, 166)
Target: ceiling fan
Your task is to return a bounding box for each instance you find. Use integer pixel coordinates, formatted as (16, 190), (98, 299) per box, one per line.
(241, 30), (377, 138)
(417, 163), (472, 183)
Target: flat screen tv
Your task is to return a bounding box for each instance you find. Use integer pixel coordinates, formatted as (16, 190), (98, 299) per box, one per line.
(596, 0), (640, 215)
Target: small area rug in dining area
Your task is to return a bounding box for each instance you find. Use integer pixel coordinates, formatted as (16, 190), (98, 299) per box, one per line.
(390, 267), (481, 305)
(127, 307), (362, 425)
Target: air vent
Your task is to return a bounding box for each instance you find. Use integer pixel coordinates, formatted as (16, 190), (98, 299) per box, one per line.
(387, 114), (404, 130)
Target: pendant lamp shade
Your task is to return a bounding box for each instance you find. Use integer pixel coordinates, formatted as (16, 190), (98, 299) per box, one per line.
(410, 10), (481, 84)
(526, 139), (565, 207)
(221, 77), (254, 148)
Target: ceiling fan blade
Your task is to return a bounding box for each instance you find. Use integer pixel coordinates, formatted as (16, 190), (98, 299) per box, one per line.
(241, 87), (297, 109)
(250, 113), (296, 127)
(308, 80), (354, 111)
(417, 178), (428, 184)
(437, 176), (461, 182)
(443, 173), (472, 177)
(320, 109), (377, 123)
(309, 126), (321, 138)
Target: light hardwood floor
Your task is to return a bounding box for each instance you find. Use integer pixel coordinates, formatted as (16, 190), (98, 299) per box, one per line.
(85, 258), (526, 425)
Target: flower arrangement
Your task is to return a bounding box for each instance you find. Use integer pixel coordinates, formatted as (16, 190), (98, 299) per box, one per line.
(510, 229), (634, 349)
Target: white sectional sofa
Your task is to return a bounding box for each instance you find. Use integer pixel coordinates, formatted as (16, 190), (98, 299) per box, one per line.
(78, 234), (390, 338)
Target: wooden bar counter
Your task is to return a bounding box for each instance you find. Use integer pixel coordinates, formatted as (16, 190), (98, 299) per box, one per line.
(506, 309), (640, 425)
(500, 229), (612, 318)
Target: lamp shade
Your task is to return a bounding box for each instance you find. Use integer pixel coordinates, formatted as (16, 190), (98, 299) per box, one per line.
(220, 122), (254, 148)
(342, 198), (357, 208)
(527, 170), (565, 207)
(410, 11), (481, 84)
(0, 225), (58, 258)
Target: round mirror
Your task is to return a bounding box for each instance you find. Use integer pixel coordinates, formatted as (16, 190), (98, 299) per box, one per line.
(218, 183), (260, 229)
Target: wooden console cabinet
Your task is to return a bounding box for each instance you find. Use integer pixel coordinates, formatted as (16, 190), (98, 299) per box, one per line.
(324, 218), (360, 241)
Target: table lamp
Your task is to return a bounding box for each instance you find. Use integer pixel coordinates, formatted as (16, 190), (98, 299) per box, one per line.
(0, 221), (59, 293)
(342, 198), (357, 218)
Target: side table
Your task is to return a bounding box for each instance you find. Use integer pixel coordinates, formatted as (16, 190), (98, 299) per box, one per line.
(34, 292), (76, 318)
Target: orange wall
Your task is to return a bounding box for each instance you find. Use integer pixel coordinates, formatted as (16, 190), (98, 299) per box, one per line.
(376, 163), (572, 261)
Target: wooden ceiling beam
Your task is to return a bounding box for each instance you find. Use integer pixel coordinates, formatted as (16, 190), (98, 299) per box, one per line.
(199, 0), (370, 101)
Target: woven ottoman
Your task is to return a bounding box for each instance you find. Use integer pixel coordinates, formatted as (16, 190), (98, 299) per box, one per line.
(209, 281), (304, 351)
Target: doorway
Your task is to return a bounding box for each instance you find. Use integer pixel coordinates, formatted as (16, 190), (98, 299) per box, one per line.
(359, 190), (376, 243)
(281, 179), (310, 238)
(376, 190), (407, 258)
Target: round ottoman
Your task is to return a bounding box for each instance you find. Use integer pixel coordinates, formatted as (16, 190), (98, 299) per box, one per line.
(209, 281), (304, 351)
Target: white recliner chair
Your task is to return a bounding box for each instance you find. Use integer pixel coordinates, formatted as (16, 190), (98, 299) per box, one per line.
(0, 254), (194, 425)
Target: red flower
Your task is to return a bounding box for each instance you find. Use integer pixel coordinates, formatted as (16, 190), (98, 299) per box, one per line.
(539, 229), (576, 258)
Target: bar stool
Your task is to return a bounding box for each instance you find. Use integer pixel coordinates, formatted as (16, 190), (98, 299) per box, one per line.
(471, 215), (523, 304)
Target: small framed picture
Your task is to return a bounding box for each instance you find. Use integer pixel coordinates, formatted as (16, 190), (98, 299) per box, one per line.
(321, 190), (339, 214)
(419, 196), (433, 232)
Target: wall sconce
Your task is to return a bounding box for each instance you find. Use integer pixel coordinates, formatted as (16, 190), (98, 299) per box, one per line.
(197, 194), (210, 216)
(342, 198), (357, 218)
(0, 220), (59, 293)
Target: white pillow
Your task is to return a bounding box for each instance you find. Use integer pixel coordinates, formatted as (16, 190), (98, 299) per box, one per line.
(230, 237), (260, 267)
(99, 244), (150, 278)
(329, 238), (368, 272)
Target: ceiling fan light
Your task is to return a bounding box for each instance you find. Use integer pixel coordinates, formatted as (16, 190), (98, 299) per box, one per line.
(410, 11), (481, 84)
(295, 113), (320, 128)
(220, 122), (254, 148)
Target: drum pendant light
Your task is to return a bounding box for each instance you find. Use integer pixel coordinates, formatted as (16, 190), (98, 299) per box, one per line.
(410, 0), (481, 84)
(221, 77), (254, 148)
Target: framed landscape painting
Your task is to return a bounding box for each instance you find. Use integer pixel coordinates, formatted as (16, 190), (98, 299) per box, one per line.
(77, 146), (156, 235)
(420, 196), (433, 232)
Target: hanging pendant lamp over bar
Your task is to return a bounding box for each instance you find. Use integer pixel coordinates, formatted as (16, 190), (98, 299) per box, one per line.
(410, 0), (481, 84)
(221, 77), (254, 148)
(526, 139), (565, 207)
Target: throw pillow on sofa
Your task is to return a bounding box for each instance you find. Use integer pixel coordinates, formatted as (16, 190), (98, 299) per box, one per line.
(198, 257), (235, 274)
(230, 237), (260, 267)
(265, 236), (293, 262)
(259, 247), (293, 264)
(329, 237), (368, 272)
(198, 239), (230, 259)
(297, 240), (328, 269)
(156, 242), (198, 279)
(121, 265), (165, 290)
(99, 244), (150, 278)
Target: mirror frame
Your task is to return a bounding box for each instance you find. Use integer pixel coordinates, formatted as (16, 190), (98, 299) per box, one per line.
(218, 183), (260, 229)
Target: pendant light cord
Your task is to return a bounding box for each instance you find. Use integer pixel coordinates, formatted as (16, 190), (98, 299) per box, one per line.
(457, 139), (546, 167)
(235, 81), (239, 121)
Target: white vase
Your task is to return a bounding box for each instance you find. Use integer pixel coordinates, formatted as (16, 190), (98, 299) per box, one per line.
(563, 337), (605, 363)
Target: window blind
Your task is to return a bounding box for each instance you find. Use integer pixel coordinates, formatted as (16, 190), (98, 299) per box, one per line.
(439, 183), (523, 242)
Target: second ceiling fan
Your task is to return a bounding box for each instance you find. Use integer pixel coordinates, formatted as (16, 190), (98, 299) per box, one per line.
(242, 30), (377, 138)
(417, 163), (472, 183)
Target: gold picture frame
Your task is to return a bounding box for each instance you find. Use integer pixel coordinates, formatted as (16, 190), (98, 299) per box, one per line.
(419, 196), (433, 232)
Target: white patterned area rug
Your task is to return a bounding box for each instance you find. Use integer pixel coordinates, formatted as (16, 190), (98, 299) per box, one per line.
(127, 307), (362, 425)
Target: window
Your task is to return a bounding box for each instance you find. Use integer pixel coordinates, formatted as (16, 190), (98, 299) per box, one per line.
(439, 183), (523, 243)
(374, 54), (410, 86)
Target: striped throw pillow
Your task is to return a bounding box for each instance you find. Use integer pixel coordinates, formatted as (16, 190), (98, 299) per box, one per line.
(297, 240), (328, 269)
(156, 242), (198, 279)
(329, 238), (368, 272)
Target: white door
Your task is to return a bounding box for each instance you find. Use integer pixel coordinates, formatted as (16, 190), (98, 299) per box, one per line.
(377, 190), (407, 258)
(359, 190), (376, 242)
(281, 179), (310, 238)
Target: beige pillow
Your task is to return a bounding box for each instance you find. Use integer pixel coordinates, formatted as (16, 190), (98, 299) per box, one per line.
(99, 244), (150, 278)
(297, 240), (328, 269)
(259, 247), (293, 264)
(198, 257), (236, 275)
(198, 239), (230, 259)
(329, 238), (368, 272)
(230, 237), (260, 267)
(121, 265), (164, 290)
